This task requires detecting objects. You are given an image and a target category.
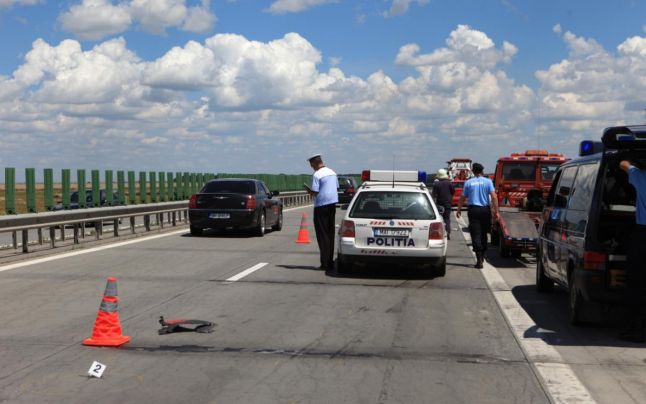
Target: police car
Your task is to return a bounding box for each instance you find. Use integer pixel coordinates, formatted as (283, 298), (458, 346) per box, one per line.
(336, 170), (447, 276)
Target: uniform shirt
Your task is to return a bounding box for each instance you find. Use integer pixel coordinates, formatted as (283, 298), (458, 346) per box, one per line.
(628, 165), (646, 225)
(432, 179), (455, 208)
(462, 175), (494, 207)
(311, 166), (339, 207)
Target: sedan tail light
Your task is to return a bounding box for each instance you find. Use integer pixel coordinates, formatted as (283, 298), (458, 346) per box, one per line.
(188, 194), (198, 209)
(429, 222), (444, 240)
(245, 195), (257, 209)
(339, 220), (355, 237)
(583, 251), (606, 270)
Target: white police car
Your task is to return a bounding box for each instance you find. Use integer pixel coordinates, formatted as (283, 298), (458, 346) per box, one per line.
(336, 170), (447, 276)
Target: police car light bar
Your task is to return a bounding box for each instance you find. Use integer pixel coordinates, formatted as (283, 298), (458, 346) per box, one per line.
(361, 170), (427, 183)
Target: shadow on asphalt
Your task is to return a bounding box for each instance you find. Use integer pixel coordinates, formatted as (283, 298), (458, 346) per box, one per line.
(276, 264), (322, 271)
(510, 284), (642, 348)
(181, 229), (258, 238)
(326, 263), (441, 281)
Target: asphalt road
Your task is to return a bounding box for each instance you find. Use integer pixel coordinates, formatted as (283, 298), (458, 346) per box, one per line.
(0, 206), (645, 403)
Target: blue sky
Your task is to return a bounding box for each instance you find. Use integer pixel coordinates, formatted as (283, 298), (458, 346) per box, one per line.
(1, 0), (646, 178)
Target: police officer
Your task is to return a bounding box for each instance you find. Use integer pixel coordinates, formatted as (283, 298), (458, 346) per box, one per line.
(305, 154), (339, 270)
(456, 163), (499, 268)
(432, 168), (455, 239)
(618, 159), (646, 342)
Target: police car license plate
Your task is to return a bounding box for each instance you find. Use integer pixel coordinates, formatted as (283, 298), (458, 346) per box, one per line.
(209, 213), (230, 219)
(373, 228), (410, 237)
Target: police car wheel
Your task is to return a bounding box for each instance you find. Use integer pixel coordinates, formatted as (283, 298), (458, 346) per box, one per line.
(433, 257), (446, 277)
(335, 254), (352, 275)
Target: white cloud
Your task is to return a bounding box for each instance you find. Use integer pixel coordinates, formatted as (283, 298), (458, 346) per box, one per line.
(59, 0), (217, 40)
(383, 0), (429, 18)
(552, 23), (562, 34)
(267, 0), (337, 14)
(0, 0), (41, 9)
(59, 0), (132, 41)
(6, 25), (643, 174)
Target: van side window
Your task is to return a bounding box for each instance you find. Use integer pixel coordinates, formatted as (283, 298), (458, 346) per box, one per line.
(568, 162), (600, 211)
(554, 166), (578, 208)
(545, 170), (562, 207)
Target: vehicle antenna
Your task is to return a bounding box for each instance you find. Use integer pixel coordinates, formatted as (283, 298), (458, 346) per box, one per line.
(392, 154), (395, 189)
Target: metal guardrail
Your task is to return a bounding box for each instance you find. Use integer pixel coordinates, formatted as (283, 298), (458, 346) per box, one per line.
(0, 191), (312, 254)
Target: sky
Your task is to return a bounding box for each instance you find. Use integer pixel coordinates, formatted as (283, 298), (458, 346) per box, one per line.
(1, 0), (646, 178)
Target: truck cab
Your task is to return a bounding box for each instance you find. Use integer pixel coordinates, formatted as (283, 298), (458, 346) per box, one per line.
(447, 158), (474, 206)
(491, 150), (569, 257)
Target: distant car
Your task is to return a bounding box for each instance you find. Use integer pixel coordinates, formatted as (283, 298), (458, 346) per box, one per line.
(337, 176), (358, 204)
(336, 170), (447, 276)
(50, 189), (120, 211)
(188, 178), (283, 237)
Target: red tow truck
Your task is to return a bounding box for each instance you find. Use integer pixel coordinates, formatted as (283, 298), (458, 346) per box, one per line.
(446, 158), (474, 206)
(490, 150), (569, 257)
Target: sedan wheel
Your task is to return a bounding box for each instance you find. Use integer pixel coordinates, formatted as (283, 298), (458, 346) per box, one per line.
(255, 212), (266, 237)
(536, 258), (554, 293)
(272, 210), (283, 231)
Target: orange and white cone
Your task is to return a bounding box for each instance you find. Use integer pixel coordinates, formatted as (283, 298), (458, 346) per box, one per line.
(295, 212), (312, 244)
(83, 277), (130, 347)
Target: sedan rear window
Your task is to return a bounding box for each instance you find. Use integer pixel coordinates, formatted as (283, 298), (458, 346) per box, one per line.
(350, 191), (435, 220)
(201, 181), (256, 194)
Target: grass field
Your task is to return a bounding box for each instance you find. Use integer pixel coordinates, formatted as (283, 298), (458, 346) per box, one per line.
(0, 184), (173, 214)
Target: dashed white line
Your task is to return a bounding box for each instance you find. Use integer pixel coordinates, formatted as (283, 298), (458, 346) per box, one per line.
(456, 214), (596, 404)
(226, 262), (268, 282)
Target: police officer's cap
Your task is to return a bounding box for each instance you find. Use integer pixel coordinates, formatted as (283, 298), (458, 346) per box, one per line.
(307, 153), (322, 162)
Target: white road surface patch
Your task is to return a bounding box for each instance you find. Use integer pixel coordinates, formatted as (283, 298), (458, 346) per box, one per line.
(226, 262), (268, 282)
(456, 214), (596, 404)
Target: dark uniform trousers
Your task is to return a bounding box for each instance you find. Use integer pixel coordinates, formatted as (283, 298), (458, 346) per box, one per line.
(441, 204), (452, 236)
(314, 203), (337, 269)
(467, 205), (491, 253)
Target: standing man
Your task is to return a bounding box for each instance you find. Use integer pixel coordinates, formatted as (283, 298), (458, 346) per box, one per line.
(618, 159), (646, 342)
(456, 163), (499, 268)
(305, 154), (339, 271)
(432, 168), (455, 240)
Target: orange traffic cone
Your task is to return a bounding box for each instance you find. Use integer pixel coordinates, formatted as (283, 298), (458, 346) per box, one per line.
(83, 277), (130, 347)
(295, 212), (312, 244)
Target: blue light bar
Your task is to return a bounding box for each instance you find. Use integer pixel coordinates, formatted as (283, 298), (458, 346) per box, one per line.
(418, 171), (427, 183)
(579, 140), (603, 156)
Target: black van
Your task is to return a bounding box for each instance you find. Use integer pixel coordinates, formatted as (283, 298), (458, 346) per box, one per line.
(536, 125), (646, 324)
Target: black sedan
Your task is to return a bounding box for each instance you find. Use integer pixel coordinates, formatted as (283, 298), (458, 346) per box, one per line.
(337, 176), (358, 204)
(188, 179), (283, 237)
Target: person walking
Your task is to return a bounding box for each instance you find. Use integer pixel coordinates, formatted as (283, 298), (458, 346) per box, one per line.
(304, 154), (339, 271)
(432, 169), (455, 240)
(456, 163), (499, 268)
(618, 159), (646, 342)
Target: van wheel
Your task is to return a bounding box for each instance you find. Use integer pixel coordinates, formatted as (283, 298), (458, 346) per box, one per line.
(568, 274), (585, 325)
(498, 230), (511, 257)
(536, 259), (554, 293)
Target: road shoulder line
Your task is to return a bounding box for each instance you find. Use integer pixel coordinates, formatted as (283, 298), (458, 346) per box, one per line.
(456, 214), (596, 404)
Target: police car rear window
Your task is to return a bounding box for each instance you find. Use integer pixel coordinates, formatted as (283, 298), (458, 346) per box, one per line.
(350, 191), (436, 220)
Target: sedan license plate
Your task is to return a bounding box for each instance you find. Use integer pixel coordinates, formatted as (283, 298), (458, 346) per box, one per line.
(373, 228), (410, 237)
(209, 213), (230, 219)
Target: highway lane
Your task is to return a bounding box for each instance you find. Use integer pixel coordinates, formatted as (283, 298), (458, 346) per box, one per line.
(0, 207), (642, 402)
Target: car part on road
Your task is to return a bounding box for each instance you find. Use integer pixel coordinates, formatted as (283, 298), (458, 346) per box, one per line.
(158, 316), (215, 334)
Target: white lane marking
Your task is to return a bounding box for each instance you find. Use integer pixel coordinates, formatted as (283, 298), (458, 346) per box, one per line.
(0, 205), (313, 273)
(0, 229), (188, 273)
(456, 214), (596, 404)
(226, 262), (268, 282)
